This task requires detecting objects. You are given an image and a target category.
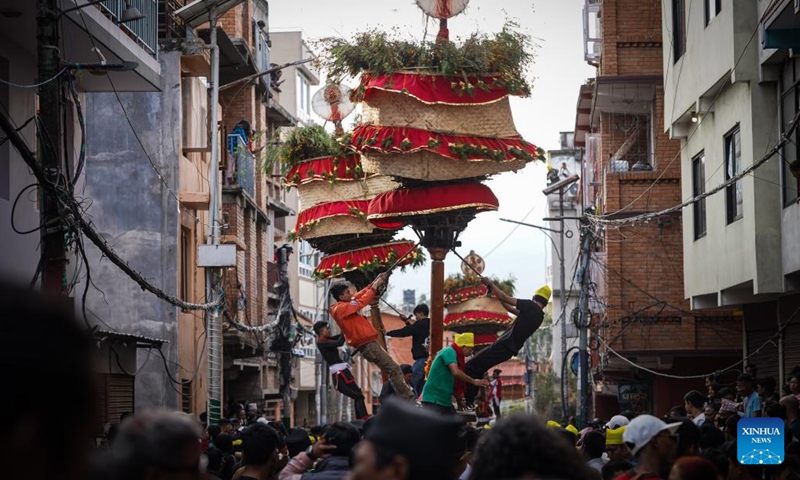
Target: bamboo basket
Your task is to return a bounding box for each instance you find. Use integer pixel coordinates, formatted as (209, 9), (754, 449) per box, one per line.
(297, 216), (376, 240)
(361, 151), (527, 181)
(362, 90), (519, 138)
(298, 175), (399, 210)
(446, 297), (509, 316)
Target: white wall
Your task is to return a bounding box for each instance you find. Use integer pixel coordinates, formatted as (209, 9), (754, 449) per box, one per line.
(0, 36), (45, 284)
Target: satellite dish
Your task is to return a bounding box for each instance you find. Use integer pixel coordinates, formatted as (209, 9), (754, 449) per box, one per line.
(415, 0), (470, 19)
(312, 84), (355, 136)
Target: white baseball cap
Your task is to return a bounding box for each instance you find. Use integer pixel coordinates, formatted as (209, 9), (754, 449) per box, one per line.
(605, 414), (630, 429)
(622, 415), (681, 457)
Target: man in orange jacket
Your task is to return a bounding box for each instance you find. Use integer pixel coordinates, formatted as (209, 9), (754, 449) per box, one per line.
(329, 272), (415, 400)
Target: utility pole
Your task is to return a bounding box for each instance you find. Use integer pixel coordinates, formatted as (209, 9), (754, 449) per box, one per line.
(37, 0), (67, 297)
(575, 214), (594, 428)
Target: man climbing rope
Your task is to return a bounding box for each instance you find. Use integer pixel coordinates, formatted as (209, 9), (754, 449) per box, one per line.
(463, 278), (551, 405)
(329, 273), (415, 400)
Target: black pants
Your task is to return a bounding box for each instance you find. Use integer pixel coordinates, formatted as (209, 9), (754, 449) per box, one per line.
(332, 369), (368, 419)
(492, 401), (502, 419)
(464, 343), (516, 404)
(421, 402), (457, 415)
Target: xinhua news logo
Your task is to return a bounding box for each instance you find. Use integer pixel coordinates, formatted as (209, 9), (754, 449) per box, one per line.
(737, 417), (784, 465)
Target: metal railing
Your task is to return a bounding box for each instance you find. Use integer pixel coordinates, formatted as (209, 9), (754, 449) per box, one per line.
(98, 0), (159, 56)
(226, 133), (256, 198)
(158, 0), (186, 40)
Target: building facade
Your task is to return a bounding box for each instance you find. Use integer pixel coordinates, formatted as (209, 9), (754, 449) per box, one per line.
(546, 132), (583, 381)
(663, 0), (800, 381)
(575, 0), (741, 419)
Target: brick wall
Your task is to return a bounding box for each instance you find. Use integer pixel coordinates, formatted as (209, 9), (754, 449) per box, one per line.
(600, 0), (664, 77)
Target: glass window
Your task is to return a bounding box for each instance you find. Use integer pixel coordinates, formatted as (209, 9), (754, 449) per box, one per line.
(298, 240), (315, 278)
(780, 58), (800, 205)
(692, 152), (706, 239)
(724, 127), (743, 224)
(673, 0), (686, 62)
(704, 0), (721, 26)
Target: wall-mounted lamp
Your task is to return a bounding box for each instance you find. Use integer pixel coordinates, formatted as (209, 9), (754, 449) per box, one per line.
(691, 112), (699, 123)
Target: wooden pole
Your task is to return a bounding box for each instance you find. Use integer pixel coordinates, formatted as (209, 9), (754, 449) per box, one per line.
(428, 247), (448, 358)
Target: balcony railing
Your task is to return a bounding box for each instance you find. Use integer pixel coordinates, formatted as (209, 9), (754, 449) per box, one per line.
(98, 0), (159, 56)
(226, 134), (255, 198)
(159, 0), (186, 40)
(583, 0), (601, 64)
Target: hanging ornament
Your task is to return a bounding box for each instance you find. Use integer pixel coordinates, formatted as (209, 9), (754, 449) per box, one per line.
(312, 83), (355, 136)
(415, 0), (470, 42)
(460, 250), (485, 280)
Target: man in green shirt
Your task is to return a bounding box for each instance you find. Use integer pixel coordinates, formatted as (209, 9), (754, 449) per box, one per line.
(421, 332), (490, 414)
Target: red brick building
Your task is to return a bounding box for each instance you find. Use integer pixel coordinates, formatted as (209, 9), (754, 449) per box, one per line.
(575, 0), (740, 418)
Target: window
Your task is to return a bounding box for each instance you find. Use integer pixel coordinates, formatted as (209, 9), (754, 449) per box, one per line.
(296, 72), (311, 118)
(692, 152), (706, 239)
(780, 57), (800, 205)
(672, 0), (686, 62)
(298, 240), (315, 278)
(724, 127), (743, 223)
(180, 227), (190, 301)
(704, 0), (721, 26)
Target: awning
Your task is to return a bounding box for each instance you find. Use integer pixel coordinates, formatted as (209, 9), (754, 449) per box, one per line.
(94, 329), (167, 348)
(197, 27), (257, 85)
(367, 182), (499, 229)
(763, 1), (800, 50)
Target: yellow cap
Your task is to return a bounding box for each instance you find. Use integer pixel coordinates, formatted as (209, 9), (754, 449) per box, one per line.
(605, 426), (626, 446)
(535, 285), (552, 301)
(233, 439), (243, 446)
(566, 424), (579, 435)
(454, 332), (474, 347)
(546, 420), (562, 429)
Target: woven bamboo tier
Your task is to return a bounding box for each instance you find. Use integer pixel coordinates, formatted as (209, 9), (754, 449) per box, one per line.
(293, 200), (401, 246)
(284, 155), (399, 209)
(298, 176), (398, 210)
(445, 296), (508, 316)
(361, 90), (519, 138)
(306, 231), (396, 255)
(361, 151), (526, 182)
(313, 240), (420, 280)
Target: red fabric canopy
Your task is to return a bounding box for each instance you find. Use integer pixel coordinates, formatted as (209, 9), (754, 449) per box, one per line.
(351, 125), (538, 162)
(358, 72), (522, 105)
(444, 310), (513, 327)
(314, 241), (420, 280)
(294, 200), (370, 235)
(367, 182), (498, 228)
(284, 155), (362, 186)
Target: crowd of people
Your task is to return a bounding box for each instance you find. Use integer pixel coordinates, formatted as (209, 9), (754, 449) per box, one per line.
(6, 270), (800, 480)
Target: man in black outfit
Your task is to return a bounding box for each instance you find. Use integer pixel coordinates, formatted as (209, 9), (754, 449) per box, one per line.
(314, 321), (369, 419)
(386, 304), (430, 395)
(463, 278), (551, 405)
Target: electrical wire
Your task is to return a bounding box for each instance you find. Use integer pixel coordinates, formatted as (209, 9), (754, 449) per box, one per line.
(597, 305), (799, 379)
(0, 67), (67, 88)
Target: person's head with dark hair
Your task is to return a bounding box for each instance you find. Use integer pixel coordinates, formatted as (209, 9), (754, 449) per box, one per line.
(745, 364), (758, 378)
(724, 414), (741, 442)
(350, 398), (465, 480)
(582, 430), (606, 460)
(285, 428), (312, 458)
(768, 402), (788, 422)
(109, 409), (203, 480)
(790, 372), (800, 396)
(207, 424), (222, 443)
(330, 282), (352, 303)
(235, 120), (254, 138)
(313, 321), (330, 337)
(601, 458), (633, 480)
(675, 418), (702, 458)
(684, 390), (705, 418)
(205, 447), (223, 476)
(213, 433), (234, 454)
(0, 281), (97, 480)
(718, 387), (735, 400)
(557, 428), (578, 447)
(310, 425), (325, 440)
(669, 405), (688, 419)
(469, 415), (596, 480)
(267, 421), (289, 438)
(620, 410), (637, 420)
(699, 423), (725, 450)
(704, 402), (718, 427)
(737, 374), (755, 396)
(218, 418), (233, 435)
(756, 376), (777, 398)
(323, 422), (361, 457)
(699, 448), (729, 478)
(781, 395), (800, 427)
(239, 423), (282, 478)
(668, 455), (722, 480)
(413, 304), (429, 319)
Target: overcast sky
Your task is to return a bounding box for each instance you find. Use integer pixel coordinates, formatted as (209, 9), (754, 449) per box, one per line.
(271, 0), (595, 305)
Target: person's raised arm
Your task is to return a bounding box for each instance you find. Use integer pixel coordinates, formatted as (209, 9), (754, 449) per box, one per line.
(500, 300), (520, 316)
(449, 363), (491, 388)
(481, 277), (516, 306)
